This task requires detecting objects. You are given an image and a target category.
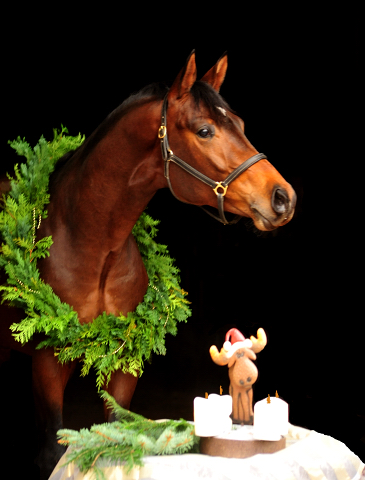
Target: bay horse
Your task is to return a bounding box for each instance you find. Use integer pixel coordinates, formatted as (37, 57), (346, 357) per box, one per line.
(0, 51), (296, 478)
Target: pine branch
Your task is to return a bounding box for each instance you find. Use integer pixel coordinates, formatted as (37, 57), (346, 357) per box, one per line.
(57, 392), (198, 479)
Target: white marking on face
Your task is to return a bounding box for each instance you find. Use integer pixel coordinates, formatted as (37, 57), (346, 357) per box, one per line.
(216, 106), (227, 117)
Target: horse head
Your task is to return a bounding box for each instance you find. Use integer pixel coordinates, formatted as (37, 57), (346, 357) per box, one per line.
(162, 51), (296, 230)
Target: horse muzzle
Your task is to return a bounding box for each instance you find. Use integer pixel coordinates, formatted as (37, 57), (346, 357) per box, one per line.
(252, 187), (297, 231)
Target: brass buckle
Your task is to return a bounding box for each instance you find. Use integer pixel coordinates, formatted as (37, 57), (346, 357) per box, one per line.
(158, 126), (167, 139)
(213, 182), (228, 196)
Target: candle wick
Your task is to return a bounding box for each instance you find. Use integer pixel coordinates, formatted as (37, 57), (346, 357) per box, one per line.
(267, 394), (271, 404)
(275, 390), (279, 398)
(205, 392), (208, 399)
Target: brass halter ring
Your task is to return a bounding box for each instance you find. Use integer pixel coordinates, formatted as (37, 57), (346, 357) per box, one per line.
(158, 126), (167, 139)
(213, 182), (228, 196)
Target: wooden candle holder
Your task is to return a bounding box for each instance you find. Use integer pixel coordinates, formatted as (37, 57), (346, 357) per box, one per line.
(199, 425), (286, 459)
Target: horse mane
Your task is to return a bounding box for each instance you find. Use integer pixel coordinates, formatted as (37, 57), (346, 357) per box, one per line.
(90, 79), (233, 143)
(54, 80), (233, 170)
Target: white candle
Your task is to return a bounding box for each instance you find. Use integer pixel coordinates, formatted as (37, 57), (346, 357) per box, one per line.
(253, 396), (282, 441)
(194, 394), (232, 437)
(270, 396), (289, 435)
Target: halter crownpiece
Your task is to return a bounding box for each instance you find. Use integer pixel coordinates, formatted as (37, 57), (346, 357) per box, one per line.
(159, 93), (267, 225)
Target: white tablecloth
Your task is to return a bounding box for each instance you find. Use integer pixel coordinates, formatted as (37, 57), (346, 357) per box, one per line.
(49, 424), (365, 480)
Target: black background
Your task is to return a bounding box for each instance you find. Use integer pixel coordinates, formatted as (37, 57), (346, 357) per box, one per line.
(1, 7), (363, 478)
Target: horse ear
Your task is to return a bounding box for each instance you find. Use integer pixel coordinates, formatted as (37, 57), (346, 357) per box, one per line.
(168, 50), (197, 101)
(200, 52), (228, 92)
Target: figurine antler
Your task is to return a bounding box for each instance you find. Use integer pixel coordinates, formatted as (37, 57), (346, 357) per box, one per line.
(209, 344), (230, 366)
(250, 328), (267, 353)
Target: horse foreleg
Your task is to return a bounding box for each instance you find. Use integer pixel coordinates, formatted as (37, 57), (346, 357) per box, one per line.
(103, 369), (139, 422)
(32, 347), (76, 479)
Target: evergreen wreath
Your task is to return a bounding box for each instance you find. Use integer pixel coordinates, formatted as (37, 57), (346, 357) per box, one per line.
(0, 127), (191, 389)
(57, 391), (199, 479)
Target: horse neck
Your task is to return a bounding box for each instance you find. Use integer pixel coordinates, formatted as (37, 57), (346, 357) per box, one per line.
(48, 100), (165, 249)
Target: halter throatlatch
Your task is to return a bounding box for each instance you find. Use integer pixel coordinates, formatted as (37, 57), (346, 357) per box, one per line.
(159, 94), (267, 225)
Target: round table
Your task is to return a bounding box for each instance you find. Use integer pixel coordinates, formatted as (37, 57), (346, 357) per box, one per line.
(49, 423), (365, 480)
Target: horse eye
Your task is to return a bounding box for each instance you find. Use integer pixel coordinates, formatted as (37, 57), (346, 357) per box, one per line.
(197, 127), (213, 138)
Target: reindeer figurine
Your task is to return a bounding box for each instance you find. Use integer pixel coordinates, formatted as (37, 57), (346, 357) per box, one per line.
(210, 328), (267, 425)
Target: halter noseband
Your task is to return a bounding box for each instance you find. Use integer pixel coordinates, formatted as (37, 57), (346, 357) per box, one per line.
(158, 94), (267, 225)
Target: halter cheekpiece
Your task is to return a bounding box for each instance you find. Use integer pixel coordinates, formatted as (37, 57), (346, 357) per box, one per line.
(158, 93), (267, 225)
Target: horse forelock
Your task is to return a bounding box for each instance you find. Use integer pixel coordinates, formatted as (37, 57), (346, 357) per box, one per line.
(190, 81), (234, 126)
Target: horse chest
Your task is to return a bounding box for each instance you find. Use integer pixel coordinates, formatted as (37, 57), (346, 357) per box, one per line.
(38, 232), (149, 322)
(97, 248), (148, 317)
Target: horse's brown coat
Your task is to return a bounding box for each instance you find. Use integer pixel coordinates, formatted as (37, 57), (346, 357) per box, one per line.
(0, 51), (296, 478)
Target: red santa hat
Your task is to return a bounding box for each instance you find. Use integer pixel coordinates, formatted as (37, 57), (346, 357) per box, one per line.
(223, 328), (252, 357)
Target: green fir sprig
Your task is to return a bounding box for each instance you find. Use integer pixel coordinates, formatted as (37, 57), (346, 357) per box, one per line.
(0, 128), (191, 389)
(57, 391), (199, 479)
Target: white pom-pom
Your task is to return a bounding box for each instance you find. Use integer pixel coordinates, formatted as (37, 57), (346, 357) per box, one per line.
(223, 341), (231, 351)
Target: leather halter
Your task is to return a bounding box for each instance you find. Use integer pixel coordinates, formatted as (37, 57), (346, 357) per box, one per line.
(158, 94), (267, 225)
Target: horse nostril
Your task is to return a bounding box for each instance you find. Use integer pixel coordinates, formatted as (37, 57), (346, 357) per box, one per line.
(272, 187), (289, 215)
